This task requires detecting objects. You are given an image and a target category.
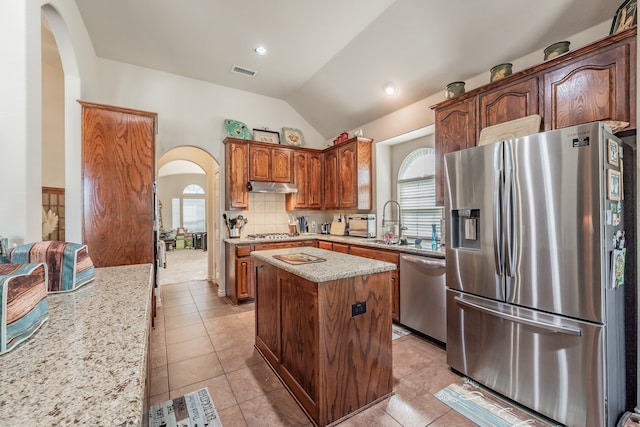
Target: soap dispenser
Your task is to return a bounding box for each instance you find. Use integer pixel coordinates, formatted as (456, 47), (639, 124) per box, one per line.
(431, 224), (438, 250)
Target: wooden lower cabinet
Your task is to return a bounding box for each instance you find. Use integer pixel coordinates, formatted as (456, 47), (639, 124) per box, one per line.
(349, 245), (400, 323)
(317, 241), (333, 250)
(254, 262), (392, 426)
(226, 241), (315, 304)
(332, 242), (349, 253)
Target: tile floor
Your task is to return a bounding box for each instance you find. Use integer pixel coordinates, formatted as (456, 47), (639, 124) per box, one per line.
(149, 249), (474, 426)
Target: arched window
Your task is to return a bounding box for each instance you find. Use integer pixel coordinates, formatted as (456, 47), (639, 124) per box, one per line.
(171, 184), (206, 232)
(398, 148), (442, 240)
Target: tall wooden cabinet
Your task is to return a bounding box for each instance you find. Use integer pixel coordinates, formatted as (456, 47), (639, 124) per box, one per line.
(80, 101), (157, 268)
(225, 139), (249, 210)
(323, 137), (373, 210)
(431, 28), (636, 206)
(285, 150), (323, 210)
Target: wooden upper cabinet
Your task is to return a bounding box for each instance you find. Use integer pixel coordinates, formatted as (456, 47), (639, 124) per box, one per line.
(322, 137), (372, 210)
(338, 143), (358, 209)
(479, 77), (539, 129)
(224, 138), (249, 210)
(432, 28), (636, 206)
(323, 149), (339, 209)
(307, 152), (323, 209)
(543, 43), (633, 130)
(249, 145), (292, 182)
(286, 151), (323, 210)
(434, 98), (476, 206)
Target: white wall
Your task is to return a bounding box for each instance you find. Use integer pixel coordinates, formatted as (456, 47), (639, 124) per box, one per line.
(158, 174), (208, 230)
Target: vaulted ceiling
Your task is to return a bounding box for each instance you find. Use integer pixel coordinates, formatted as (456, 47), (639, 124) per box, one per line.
(75, 0), (619, 138)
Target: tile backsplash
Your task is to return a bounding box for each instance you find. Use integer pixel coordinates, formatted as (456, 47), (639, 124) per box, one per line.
(225, 193), (335, 237)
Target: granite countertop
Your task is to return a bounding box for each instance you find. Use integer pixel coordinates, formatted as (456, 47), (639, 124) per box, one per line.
(225, 234), (446, 259)
(251, 247), (397, 283)
(0, 264), (153, 426)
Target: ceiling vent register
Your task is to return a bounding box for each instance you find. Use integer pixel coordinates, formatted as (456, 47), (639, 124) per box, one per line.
(230, 65), (257, 78)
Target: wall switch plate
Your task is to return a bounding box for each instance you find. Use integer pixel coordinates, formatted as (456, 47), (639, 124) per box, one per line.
(352, 301), (366, 317)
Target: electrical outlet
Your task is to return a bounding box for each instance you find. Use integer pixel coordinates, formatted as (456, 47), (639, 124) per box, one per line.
(352, 301), (366, 317)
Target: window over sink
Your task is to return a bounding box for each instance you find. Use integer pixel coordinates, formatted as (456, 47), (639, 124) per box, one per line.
(398, 148), (443, 241)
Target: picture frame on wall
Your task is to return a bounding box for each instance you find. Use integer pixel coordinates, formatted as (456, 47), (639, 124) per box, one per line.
(253, 129), (281, 144)
(608, 169), (621, 201)
(607, 138), (619, 166)
(610, 0), (637, 34)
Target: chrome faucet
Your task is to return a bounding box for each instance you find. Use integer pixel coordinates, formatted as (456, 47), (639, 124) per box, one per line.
(382, 200), (406, 241)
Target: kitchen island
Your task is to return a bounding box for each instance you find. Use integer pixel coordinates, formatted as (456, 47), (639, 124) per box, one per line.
(251, 247), (396, 426)
(0, 264), (153, 426)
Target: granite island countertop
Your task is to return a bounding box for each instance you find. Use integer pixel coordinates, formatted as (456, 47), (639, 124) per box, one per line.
(225, 234), (446, 259)
(0, 263), (153, 426)
(251, 247), (397, 282)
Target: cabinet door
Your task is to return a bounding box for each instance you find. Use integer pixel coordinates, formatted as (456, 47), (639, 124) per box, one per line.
(226, 141), (249, 210)
(280, 272), (318, 401)
(318, 241), (333, 250)
(236, 257), (253, 299)
(338, 143), (358, 209)
(332, 242), (349, 253)
(479, 77), (539, 129)
(307, 152), (323, 209)
(286, 151), (308, 209)
(543, 44), (631, 130)
(81, 102), (156, 267)
(323, 150), (339, 209)
(271, 147), (292, 182)
(391, 271), (400, 323)
(249, 145), (272, 181)
(255, 262), (280, 359)
(434, 98), (476, 206)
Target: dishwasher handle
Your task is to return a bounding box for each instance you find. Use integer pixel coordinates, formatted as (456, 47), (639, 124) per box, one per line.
(401, 254), (445, 269)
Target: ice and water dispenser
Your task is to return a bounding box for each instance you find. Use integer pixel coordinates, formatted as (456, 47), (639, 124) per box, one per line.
(450, 209), (481, 250)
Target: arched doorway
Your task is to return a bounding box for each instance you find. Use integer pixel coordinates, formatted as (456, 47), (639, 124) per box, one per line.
(158, 147), (221, 294)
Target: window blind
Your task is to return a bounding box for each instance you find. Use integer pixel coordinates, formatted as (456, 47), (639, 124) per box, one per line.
(398, 176), (443, 240)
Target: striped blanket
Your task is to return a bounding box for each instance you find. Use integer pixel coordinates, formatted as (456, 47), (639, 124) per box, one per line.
(0, 263), (49, 354)
(10, 241), (95, 293)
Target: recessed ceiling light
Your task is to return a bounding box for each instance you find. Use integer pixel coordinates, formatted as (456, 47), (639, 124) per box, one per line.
(254, 46), (267, 56)
(384, 83), (398, 96)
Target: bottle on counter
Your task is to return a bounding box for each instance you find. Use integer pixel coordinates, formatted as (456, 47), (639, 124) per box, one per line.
(431, 224), (438, 250)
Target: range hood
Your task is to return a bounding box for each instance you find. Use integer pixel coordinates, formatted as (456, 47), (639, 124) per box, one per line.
(248, 181), (298, 194)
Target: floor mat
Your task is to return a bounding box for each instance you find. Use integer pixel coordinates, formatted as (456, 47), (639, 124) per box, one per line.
(392, 323), (411, 340)
(435, 377), (564, 427)
(149, 387), (222, 427)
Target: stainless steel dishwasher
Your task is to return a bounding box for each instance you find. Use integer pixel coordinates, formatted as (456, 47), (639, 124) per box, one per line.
(400, 254), (446, 343)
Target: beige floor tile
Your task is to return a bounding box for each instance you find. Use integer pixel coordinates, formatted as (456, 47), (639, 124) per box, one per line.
(166, 335), (214, 364)
(208, 329), (254, 352)
(148, 392), (170, 407)
(163, 311), (203, 330)
(216, 342), (264, 374)
(170, 374), (238, 411)
(149, 342), (168, 369)
(218, 405), (247, 426)
(338, 399), (402, 427)
(381, 376), (451, 426)
(392, 339), (439, 380)
(149, 365), (169, 396)
(165, 322), (208, 345)
(226, 361), (284, 404)
(238, 388), (312, 426)
(168, 352), (224, 390)
(199, 305), (240, 320)
(203, 312), (251, 333)
(162, 295), (195, 308)
(162, 302), (199, 319)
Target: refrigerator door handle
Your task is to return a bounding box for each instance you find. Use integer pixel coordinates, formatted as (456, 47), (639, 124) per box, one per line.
(454, 296), (582, 336)
(493, 169), (504, 276)
(504, 167), (515, 277)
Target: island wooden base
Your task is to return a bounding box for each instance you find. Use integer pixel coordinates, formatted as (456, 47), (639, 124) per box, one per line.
(255, 262), (393, 426)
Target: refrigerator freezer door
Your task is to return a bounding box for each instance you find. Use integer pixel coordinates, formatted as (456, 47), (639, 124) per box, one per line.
(504, 123), (605, 322)
(446, 289), (619, 427)
(444, 142), (504, 300)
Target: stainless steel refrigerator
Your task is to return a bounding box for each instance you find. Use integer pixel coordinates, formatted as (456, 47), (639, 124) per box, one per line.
(444, 122), (627, 427)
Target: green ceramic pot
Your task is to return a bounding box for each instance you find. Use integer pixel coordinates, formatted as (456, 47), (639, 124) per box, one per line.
(445, 81), (466, 99)
(544, 41), (570, 60)
(490, 63), (513, 82)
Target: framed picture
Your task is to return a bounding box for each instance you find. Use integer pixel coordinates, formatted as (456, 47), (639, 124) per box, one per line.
(608, 169), (621, 201)
(281, 127), (305, 146)
(253, 129), (280, 144)
(610, 0), (637, 34)
(607, 138), (619, 166)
